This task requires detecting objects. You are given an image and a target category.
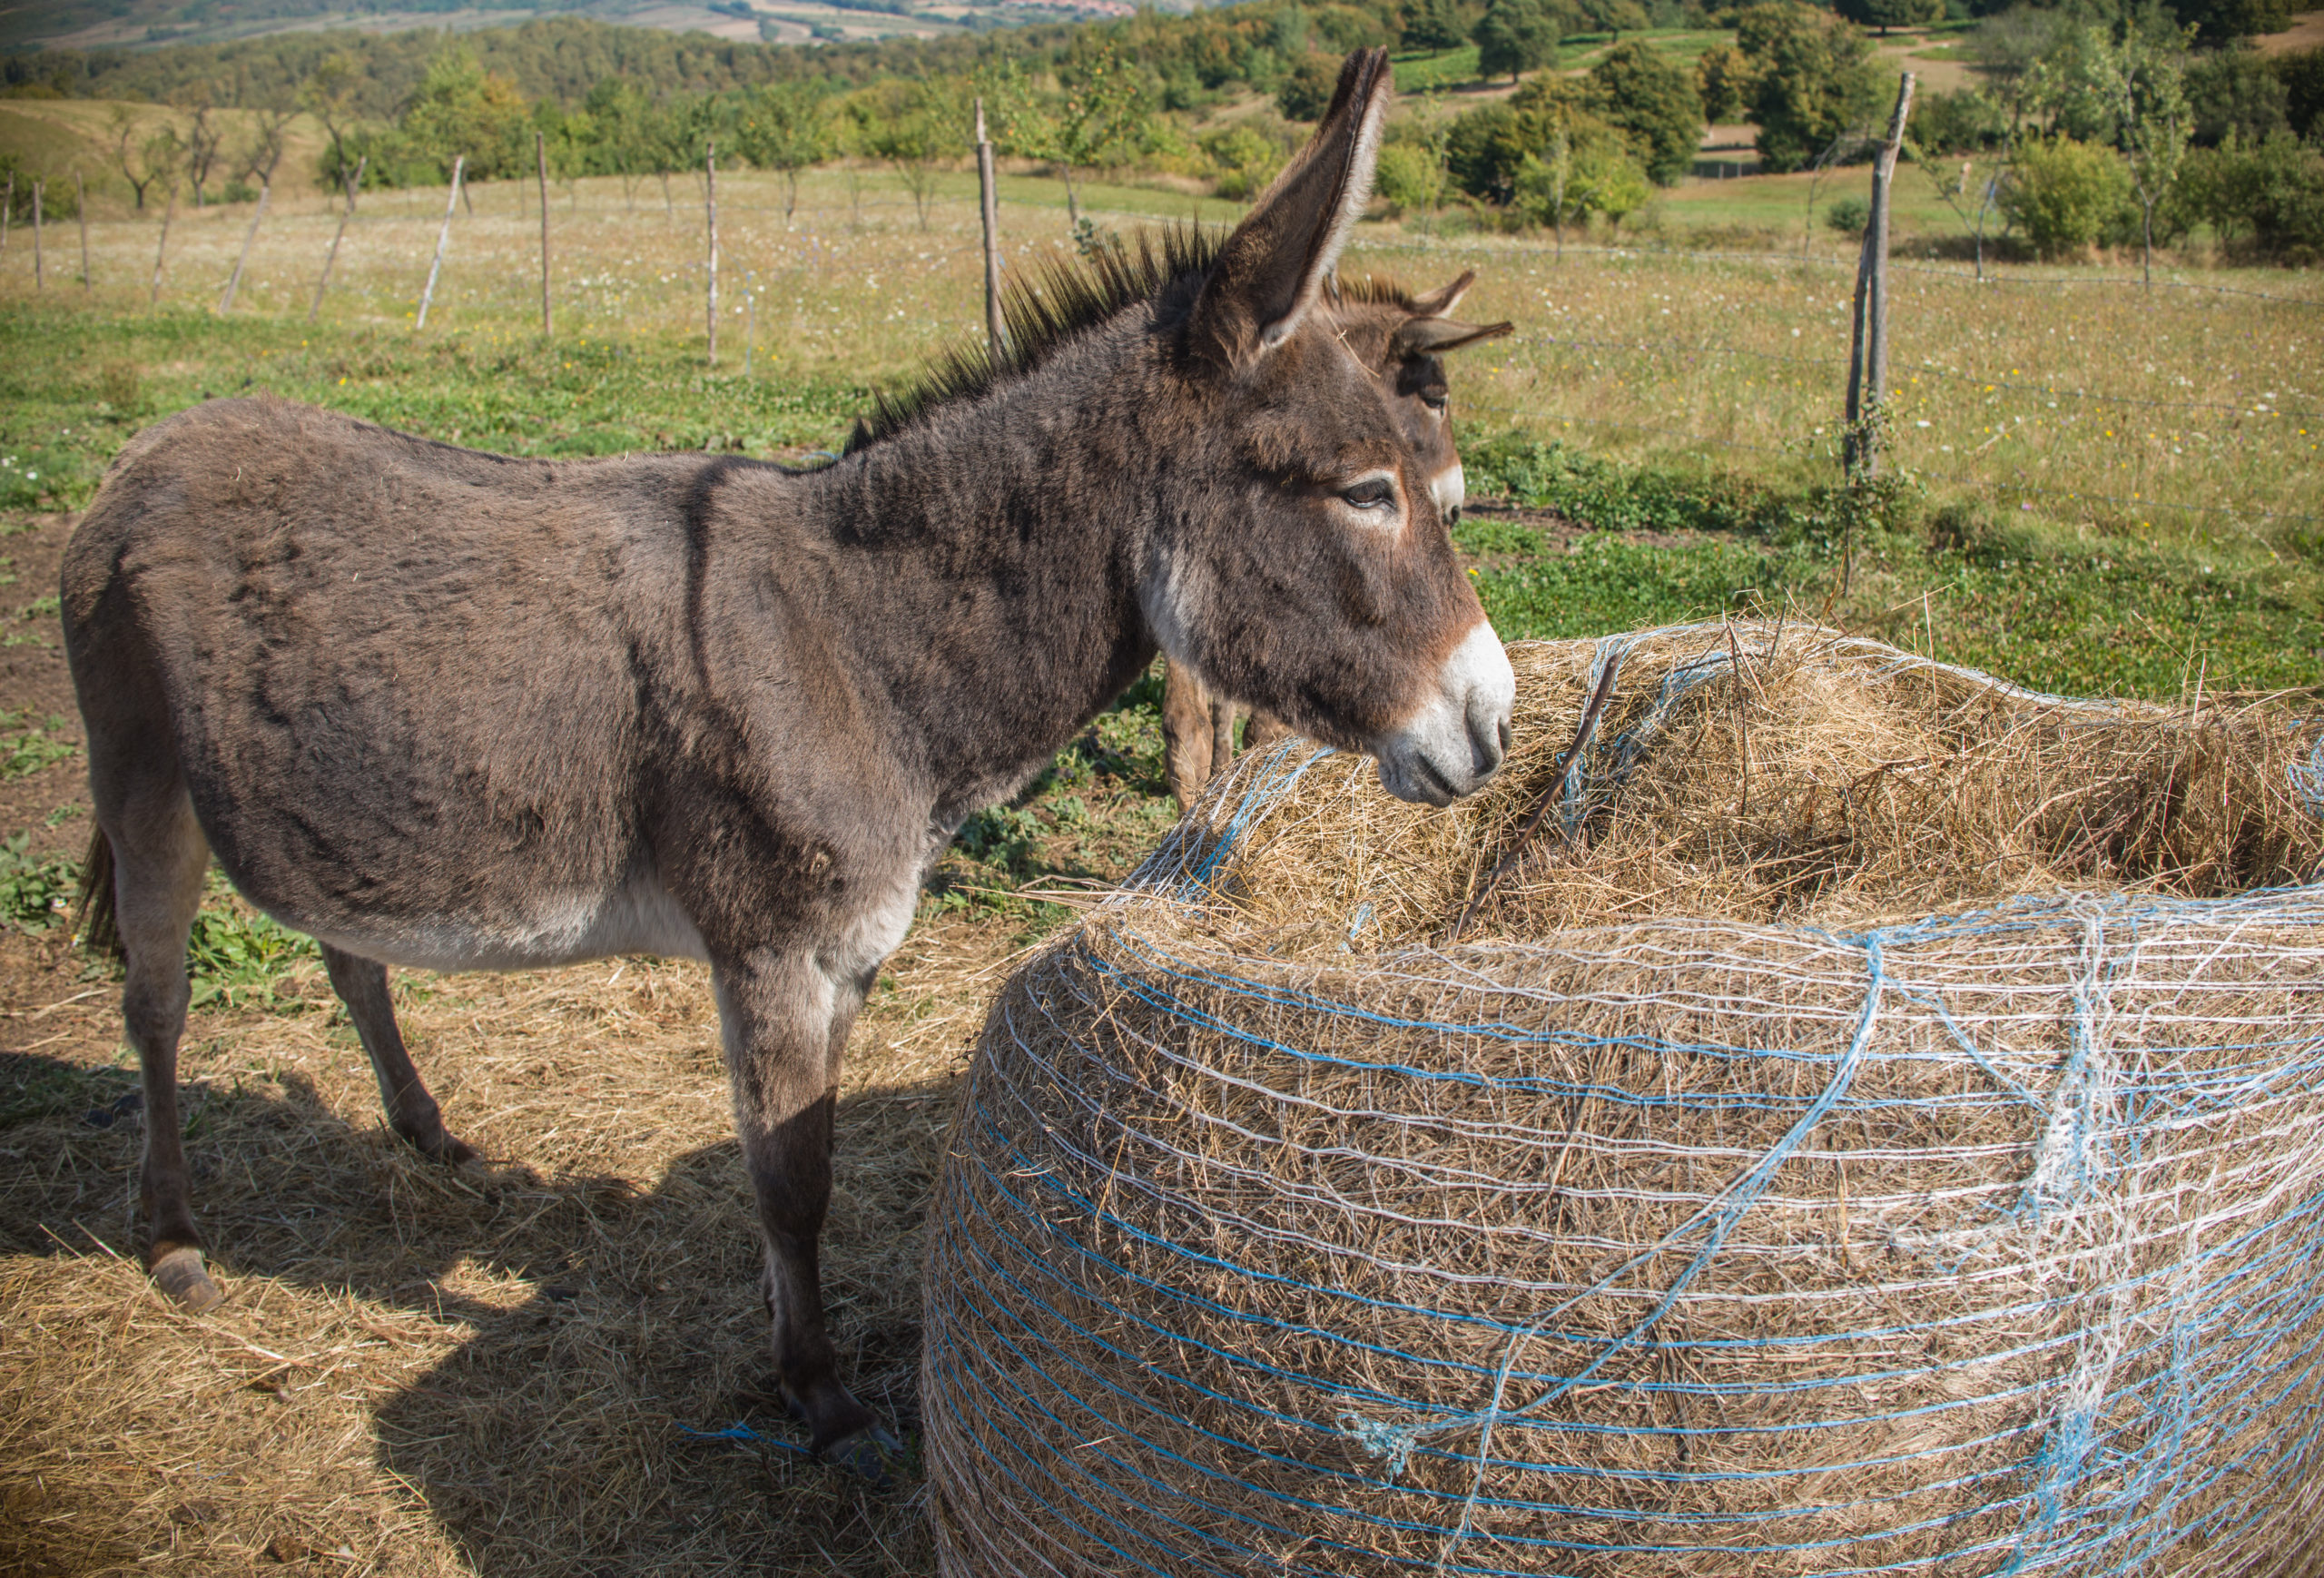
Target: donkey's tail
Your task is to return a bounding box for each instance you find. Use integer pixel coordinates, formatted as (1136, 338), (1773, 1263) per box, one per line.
(74, 827), (123, 959)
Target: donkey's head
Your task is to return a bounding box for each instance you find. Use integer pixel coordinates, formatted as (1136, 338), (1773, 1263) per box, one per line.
(1147, 48), (1516, 806)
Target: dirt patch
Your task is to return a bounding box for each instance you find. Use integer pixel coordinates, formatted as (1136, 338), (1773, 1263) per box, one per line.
(2257, 7), (2324, 53)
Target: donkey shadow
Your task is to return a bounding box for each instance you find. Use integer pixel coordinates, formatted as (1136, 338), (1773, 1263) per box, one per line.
(3, 1050), (950, 1573)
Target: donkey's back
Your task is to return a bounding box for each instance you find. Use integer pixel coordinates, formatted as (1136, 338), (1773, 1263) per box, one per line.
(64, 397), (747, 971)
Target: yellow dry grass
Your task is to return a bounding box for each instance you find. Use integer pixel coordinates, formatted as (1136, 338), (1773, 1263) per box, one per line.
(2, 902), (1033, 1575)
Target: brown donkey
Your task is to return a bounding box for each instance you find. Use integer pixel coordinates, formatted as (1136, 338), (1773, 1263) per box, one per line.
(1160, 270), (1509, 804)
(60, 50), (1514, 1475)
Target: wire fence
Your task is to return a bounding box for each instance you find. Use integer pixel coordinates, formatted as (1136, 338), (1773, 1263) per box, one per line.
(8, 173), (2316, 538)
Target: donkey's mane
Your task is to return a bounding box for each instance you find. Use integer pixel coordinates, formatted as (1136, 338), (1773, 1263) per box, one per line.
(843, 223), (1416, 454)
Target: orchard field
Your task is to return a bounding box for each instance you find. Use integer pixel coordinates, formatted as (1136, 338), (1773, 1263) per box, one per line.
(1, 163), (2319, 1575)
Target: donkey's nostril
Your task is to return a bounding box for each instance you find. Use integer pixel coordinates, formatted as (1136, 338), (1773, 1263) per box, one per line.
(1473, 718), (1506, 777)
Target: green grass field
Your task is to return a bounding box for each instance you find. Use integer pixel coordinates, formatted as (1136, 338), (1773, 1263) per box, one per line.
(4, 163), (2317, 702)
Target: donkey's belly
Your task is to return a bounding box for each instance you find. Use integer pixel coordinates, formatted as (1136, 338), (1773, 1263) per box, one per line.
(292, 870), (710, 972)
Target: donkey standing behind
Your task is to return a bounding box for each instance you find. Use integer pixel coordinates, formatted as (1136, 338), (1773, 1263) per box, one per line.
(1159, 276), (1506, 805)
(62, 49), (1513, 1474)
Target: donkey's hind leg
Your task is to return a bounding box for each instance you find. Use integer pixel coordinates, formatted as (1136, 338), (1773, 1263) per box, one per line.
(101, 794), (221, 1311)
(318, 944), (481, 1172)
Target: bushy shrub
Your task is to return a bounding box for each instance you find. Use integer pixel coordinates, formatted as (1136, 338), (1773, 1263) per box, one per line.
(1309, 3), (1392, 49)
(1449, 101), (1527, 202)
(1695, 41), (1752, 123)
(1910, 87), (2009, 153)
(2174, 132), (2324, 258)
(1275, 53), (1342, 121)
(1201, 123), (1287, 200)
(1373, 142), (1445, 212)
(2241, 131), (2324, 260)
(2187, 44), (2290, 147)
(1514, 135), (1653, 229)
(2273, 45), (2324, 140)
(2000, 135), (2135, 259)
(1825, 192), (1870, 233)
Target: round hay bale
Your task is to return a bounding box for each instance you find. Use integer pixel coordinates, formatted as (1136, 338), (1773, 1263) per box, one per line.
(921, 623), (2324, 1578)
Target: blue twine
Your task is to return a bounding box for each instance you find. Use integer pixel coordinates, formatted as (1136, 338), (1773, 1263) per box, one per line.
(678, 1420), (811, 1455)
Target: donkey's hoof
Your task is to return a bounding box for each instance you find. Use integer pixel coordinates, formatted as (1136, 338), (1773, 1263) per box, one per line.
(401, 1123), (486, 1175)
(151, 1246), (223, 1312)
(821, 1423), (903, 1486)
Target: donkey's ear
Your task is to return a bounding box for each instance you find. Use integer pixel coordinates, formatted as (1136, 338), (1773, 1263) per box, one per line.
(1405, 271), (1476, 320)
(1394, 315), (1515, 358)
(1189, 47), (1393, 367)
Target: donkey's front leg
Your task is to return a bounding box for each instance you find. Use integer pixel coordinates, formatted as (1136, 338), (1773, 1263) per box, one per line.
(713, 948), (899, 1477)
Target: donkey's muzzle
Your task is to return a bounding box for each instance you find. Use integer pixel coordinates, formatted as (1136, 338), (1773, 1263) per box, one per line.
(1373, 622), (1516, 808)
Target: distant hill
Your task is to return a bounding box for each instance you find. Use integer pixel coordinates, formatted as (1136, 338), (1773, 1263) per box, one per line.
(0, 13), (1093, 113)
(1, 0), (1174, 54)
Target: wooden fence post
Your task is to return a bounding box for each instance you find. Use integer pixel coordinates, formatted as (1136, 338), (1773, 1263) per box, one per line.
(976, 97), (1007, 359)
(33, 182), (43, 290)
(75, 171), (90, 291)
(309, 154), (365, 324)
(416, 154), (464, 330)
(1844, 73), (1915, 480)
(152, 182), (177, 309)
(705, 137), (718, 367)
(537, 132), (552, 338)
(217, 179), (271, 314)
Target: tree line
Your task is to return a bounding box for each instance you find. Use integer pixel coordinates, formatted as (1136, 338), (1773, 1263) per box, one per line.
(5, 0), (2316, 261)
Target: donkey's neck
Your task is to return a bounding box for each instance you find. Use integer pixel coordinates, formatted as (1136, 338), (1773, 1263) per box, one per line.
(792, 324), (1171, 826)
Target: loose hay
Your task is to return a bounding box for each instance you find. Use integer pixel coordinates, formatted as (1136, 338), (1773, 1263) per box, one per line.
(1, 905), (1019, 1576)
(922, 622), (2324, 1578)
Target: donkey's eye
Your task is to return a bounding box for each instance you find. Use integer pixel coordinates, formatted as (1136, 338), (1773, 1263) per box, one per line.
(1342, 478), (1397, 509)
(1420, 391), (1448, 411)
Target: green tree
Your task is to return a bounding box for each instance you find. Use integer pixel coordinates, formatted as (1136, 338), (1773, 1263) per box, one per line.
(2163, 0), (2294, 47)
(851, 79), (962, 232)
(1734, 2), (1883, 173)
(1473, 0), (1559, 84)
(1400, 0), (1467, 55)
(1587, 39), (1704, 184)
(2184, 43), (2287, 146)
(1376, 88), (1456, 232)
(301, 53), (361, 190)
(1201, 124), (1287, 201)
(1836, 0), (1942, 40)
(1448, 101), (1528, 202)
(2237, 130), (2324, 259)
(2275, 46), (2324, 140)
(402, 45), (532, 183)
(1999, 134), (2134, 259)
(1695, 42), (1752, 124)
(1009, 44), (1145, 227)
(736, 79), (834, 224)
(106, 105), (167, 210)
(179, 97), (222, 207)
(1515, 127), (1651, 233)
(2106, 29), (2195, 285)
(1278, 53), (1343, 120)
(579, 79), (656, 209)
